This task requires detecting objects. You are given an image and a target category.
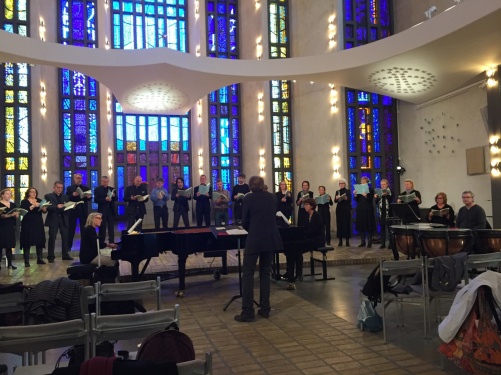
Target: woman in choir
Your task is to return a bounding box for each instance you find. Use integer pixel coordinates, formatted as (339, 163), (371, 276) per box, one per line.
(427, 192), (455, 227)
(79, 212), (117, 266)
(397, 179), (422, 223)
(316, 186), (333, 246)
(276, 180), (293, 221)
(296, 180), (313, 227)
(334, 178), (351, 247)
(20, 187), (47, 266)
(374, 179), (393, 248)
(172, 177), (191, 228)
(0, 188), (20, 269)
(353, 176), (375, 247)
(285, 198), (324, 290)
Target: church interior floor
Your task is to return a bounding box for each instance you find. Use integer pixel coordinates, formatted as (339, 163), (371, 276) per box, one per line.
(0, 234), (467, 375)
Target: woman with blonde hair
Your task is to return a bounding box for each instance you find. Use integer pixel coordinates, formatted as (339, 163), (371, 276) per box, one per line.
(79, 212), (117, 266)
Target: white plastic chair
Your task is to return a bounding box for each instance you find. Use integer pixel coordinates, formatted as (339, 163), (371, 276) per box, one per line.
(90, 305), (179, 357)
(465, 252), (501, 284)
(95, 276), (162, 315)
(177, 352), (213, 375)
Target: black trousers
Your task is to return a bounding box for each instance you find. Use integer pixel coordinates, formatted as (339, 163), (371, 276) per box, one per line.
(153, 205), (168, 229)
(68, 211), (85, 250)
(196, 205), (211, 227)
(47, 222), (69, 260)
(173, 208), (189, 228)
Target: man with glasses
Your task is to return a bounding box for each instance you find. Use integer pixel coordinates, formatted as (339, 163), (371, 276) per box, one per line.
(456, 191), (487, 229)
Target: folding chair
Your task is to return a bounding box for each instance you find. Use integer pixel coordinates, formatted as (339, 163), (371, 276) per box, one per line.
(379, 258), (427, 343)
(0, 315), (90, 366)
(95, 276), (162, 315)
(465, 252), (501, 284)
(90, 305), (179, 357)
(178, 352), (213, 375)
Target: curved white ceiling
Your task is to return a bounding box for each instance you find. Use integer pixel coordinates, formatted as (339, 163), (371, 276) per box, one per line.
(0, 0), (500, 114)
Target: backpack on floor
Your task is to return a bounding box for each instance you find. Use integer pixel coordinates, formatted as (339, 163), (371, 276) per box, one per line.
(357, 299), (383, 332)
(360, 264), (400, 306)
(136, 322), (195, 364)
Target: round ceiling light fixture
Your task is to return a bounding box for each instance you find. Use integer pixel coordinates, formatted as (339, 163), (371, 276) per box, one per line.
(368, 67), (437, 95)
(124, 82), (189, 112)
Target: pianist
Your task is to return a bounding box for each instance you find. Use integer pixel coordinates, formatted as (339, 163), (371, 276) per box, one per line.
(80, 212), (117, 266)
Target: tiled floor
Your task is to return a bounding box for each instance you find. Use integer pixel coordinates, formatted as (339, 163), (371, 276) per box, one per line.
(0, 234), (467, 374)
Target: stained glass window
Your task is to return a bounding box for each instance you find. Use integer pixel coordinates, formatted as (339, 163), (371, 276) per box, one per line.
(1, 0), (30, 203)
(269, 0), (294, 201)
(343, 0), (397, 234)
(112, 0), (190, 215)
(206, 0), (241, 193)
(58, 0), (99, 208)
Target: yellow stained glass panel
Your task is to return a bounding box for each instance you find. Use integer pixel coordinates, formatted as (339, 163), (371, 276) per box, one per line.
(5, 90), (14, 103)
(5, 0), (14, 19)
(5, 157), (15, 170)
(18, 157), (28, 170)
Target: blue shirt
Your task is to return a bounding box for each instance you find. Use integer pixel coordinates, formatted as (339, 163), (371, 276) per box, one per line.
(151, 187), (169, 207)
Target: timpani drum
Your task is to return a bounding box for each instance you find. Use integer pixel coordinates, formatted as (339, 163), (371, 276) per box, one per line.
(473, 229), (501, 253)
(389, 224), (445, 259)
(416, 228), (473, 258)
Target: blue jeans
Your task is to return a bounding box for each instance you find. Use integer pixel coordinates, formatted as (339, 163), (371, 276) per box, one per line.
(214, 210), (229, 226)
(241, 251), (273, 317)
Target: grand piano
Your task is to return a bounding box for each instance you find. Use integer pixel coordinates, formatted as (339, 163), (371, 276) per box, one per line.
(112, 225), (306, 286)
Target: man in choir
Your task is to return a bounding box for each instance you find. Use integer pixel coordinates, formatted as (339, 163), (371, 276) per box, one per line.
(231, 173), (250, 225)
(456, 190), (487, 230)
(150, 177), (169, 229)
(66, 173), (91, 252)
(194, 174), (212, 227)
(124, 175), (149, 231)
(94, 175), (117, 243)
(213, 179), (230, 226)
(45, 181), (72, 262)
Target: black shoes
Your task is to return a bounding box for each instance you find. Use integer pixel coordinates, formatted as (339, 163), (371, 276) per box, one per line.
(48, 259), (55, 263)
(234, 314), (255, 323)
(8, 264), (17, 270)
(24, 261), (30, 267)
(338, 241), (343, 247)
(37, 259), (46, 265)
(358, 242), (366, 247)
(346, 240), (350, 246)
(257, 309), (270, 318)
(62, 255), (74, 261)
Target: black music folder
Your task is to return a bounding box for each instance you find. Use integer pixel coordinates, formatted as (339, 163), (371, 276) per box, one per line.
(390, 203), (420, 225)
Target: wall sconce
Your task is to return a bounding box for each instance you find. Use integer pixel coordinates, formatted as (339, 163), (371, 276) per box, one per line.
(256, 37), (262, 60)
(41, 148), (47, 180)
(197, 100), (202, 123)
(258, 94), (264, 122)
(195, 46), (201, 57)
(255, 0), (261, 9)
(332, 147), (340, 178)
(195, 0), (200, 19)
(198, 149), (204, 173)
(105, 39), (110, 50)
(40, 82), (47, 115)
(396, 164), (406, 175)
(424, 6), (437, 19)
(104, 0), (109, 9)
(490, 136), (501, 176)
(107, 94), (112, 119)
(328, 15), (336, 49)
(259, 149), (265, 176)
(329, 84), (338, 113)
(108, 148), (113, 175)
(39, 18), (45, 42)
(486, 68), (498, 87)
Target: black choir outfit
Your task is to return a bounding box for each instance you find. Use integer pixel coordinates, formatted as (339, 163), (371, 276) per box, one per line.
(65, 183), (91, 250)
(123, 183), (149, 230)
(316, 194), (333, 245)
(275, 191), (293, 220)
(354, 187), (376, 247)
(44, 191), (71, 261)
(399, 189), (422, 223)
(296, 191), (313, 227)
(427, 203), (455, 227)
(0, 201), (18, 269)
(334, 187), (351, 246)
(171, 185), (191, 228)
(456, 204), (487, 230)
(231, 183), (250, 224)
(376, 190), (393, 248)
(194, 184), (213, 226)
(20, 199), (47, 265)
(94, 185), (118, 242)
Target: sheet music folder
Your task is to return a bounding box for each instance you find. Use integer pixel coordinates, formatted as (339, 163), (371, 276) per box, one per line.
(390, 203), (420, 225)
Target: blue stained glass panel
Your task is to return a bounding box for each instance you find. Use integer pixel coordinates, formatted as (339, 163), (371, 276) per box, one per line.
(382, 96), (392, 106)
(347, 90), (355, 104)
(348, 107), (356, 152)
(358, 91), (370, 104)
(72, 3), (85, 40)
(375, 173), (381, 188)
(350, 156), (357, 169)
(374, 157), (381, 169)
(220, 119), (229, 154)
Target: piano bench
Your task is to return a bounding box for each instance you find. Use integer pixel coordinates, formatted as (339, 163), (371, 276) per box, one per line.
(67, 262), (97, 285)
(307, 246), (335, 281)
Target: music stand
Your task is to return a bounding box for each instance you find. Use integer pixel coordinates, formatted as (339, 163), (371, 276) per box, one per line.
(210, 226), (258, 311)
(390, 203), (420, 225)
